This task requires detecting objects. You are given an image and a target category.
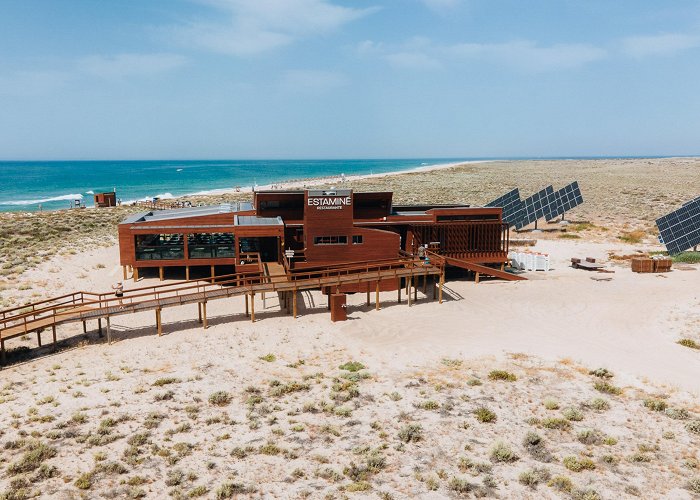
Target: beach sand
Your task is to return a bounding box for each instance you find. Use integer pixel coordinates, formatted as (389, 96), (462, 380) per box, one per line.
(1, 158), (699, 498)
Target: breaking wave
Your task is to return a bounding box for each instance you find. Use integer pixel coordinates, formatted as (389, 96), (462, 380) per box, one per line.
(0, 193), (83, 206)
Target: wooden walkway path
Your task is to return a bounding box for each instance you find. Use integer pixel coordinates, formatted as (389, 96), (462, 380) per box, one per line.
(0, 258), (444, 366)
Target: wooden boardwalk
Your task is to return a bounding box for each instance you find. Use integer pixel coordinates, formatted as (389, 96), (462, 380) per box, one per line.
(0, 258), (445, 365)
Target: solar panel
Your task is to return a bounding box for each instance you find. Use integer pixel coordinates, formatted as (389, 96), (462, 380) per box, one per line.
(546, 181), (584, 221)
(514, 186), (558, 230)
(486, 188), (524, 226)
(656, 196), (700, 255)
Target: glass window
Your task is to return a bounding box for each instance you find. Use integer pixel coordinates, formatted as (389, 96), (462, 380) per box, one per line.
(313, 235), (348, 245)
(135, 234), (184, 261)
(352, 235), (363, 244)
(188, 233), (235, 259)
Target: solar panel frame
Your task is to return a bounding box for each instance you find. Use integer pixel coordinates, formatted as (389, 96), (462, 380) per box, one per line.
(656, 196), (700, 255)
(545, 181), (584, 221)
(515, 185), (558, 230)
(486, 188), (524, 227)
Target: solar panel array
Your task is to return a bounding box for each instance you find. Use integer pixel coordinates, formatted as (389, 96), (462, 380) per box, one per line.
(514, 186), (558, 230)
(486, 188), (524, 226)
(545, 181), (584, 222)
(656, 196), (700, 255)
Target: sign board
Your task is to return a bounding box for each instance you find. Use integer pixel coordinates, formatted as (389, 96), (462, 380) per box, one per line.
(307, 190), (352, 211)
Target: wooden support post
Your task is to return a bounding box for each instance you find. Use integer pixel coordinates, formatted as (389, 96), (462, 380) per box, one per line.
(366, 283), (370, 306)
(36, 330), (42, 348)
(186, 266), (190, 281)
(407, 277), (412, 307)
(122, 266), (127, 280)
(500, 262), (505, 272)
(98, 318), (103, 337)
(263, 291), (266, 310)
(245, 293), (249, 317)
(202, 302), (208, 329)
(133, 267), (139, 282)
(292, 289), (298, 318)
(0, 339), (5, 366)
(250, 293), (255, 322)
(375, 281), (380, 311)
(52, 325), (57, 351)
(156, 309), (162, 336)
(82, 320), (87, 333)
(197, 303), (202, 323)
(397, 283), (401, 303)
(106, 317), (112, 344)
(422, 273), (427, 294)
(414, 277), (418, 303)
(159, 267), (164, 281)
(475, 272), (480, 284)
(211, 265), (215, 283)
(439, 270), (444, 304)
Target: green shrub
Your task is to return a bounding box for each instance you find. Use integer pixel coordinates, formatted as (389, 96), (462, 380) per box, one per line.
(686, 420), (700, 435)
(588, 368), (613, 379)
(153, 377), (181, 387)
(490, 441), (518, 463)
(398, 424), (422, 443)
(672, 252), (700, 264)
(593, 381), (622, 395)
(678, 338), (699, 349)
(643, 398), (667, 411)
(473, 407), (497, 423)
(488, 370), (517, 382)
(339, 361), (366, 372)
(216, 482), (254, 498)
(548, 475), (573, 493)
(563, 407), (584, 421)
(686, 478), (700, 494)
(208, 391), (232, 406)
(563, 456), (596, 472)
(259, 354), (276, 362)
(541, 418), (571, 431)
(417, 400), (440, 410)
(448, 477), (475, 493)
(577, 429), (603, 445)
(543, 398), (560, 410)
(518, 467), (550, 488)
(665, 407), (690, 420)
(7, 441), (57, 475)
(586, 398), (610, 411)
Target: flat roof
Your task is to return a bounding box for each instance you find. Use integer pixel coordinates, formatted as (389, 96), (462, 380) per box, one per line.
(123, 202), (253, 224)
(235, 215), (284, 226)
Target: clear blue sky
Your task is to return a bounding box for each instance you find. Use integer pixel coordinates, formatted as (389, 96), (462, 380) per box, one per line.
(1, 0), (699, 159)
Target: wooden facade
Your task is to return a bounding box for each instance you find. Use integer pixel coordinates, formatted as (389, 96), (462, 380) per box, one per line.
(94, 192), (117, 208)
(118, 189), (511, 285)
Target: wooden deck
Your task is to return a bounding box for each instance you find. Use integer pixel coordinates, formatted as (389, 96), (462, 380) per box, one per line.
(0, 257), (445, 365)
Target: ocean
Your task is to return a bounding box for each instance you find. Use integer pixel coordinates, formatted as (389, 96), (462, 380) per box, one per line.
(0, 158), (473, 212)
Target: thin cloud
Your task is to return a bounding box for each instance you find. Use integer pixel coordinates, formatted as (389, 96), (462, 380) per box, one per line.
(171, 0), (378, 56)
(79, 53), (188, 79)
(621, 33), (700, 58)
(386, 51), (442, 70)
(0, 70), (70, 97)
(280, 69), (347, 92)
(447, 40), (607, 71)
(420, 0), (464, 13)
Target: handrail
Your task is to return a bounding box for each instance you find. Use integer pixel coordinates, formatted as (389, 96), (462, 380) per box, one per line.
(1, 257), (436, 333)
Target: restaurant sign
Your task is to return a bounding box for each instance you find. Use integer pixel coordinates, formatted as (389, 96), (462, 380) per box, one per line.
(307, 191), (352, 211)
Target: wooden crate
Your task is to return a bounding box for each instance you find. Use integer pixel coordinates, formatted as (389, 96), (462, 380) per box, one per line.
(631, 258), (654, 273)
(653, 258), (672, 273)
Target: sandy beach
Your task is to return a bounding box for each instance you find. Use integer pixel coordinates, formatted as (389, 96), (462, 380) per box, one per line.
(1, 158), (699, 498)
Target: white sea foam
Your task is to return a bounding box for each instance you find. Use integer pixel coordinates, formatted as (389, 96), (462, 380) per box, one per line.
(0, 193), (84, 206)
(86, 190), (95, 195)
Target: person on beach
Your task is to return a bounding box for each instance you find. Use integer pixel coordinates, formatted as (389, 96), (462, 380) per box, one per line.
(112, 281), (124, 306)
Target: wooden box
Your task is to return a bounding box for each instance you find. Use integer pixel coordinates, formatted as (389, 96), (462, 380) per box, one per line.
(631, 258), (654, 273)
(653, 258), (672, 273)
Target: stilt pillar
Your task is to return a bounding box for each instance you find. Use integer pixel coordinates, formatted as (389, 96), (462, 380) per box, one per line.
(36, 330), (42, 348)
(202, 302), (208, 329)
(186, 266), (190, 281)
(292, 289), (298, 318)
(52, 325), (57, 351)
(414, 278), (418, 302)
(439, 270), (444, 304)
(122, 266), (127, 280)
(197, 303), (202, 324)
(98, 318), (103, 338)
(0, 339), (5, 366)
(375, 281), (380, 311)
(250, 293), (255, 322)
(156, 308), (162, 336)
(211, 265), (215, 283)
(82, 320), (87, 333)
(133, 267), (139, 282)
(366, 283), (370, 306)
(245, 293), (249, 317)
(106, 317), (112, 344)
(397, 283), (401, 304)
(475, 272), (480, 284)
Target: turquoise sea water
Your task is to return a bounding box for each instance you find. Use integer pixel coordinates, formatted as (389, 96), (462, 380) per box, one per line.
(0, 159), (472, 212)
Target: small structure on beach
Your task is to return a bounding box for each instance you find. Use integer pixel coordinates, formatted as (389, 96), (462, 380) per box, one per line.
(94, 191), (117, 208)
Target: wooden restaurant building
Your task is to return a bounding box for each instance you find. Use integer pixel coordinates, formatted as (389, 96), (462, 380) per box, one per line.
(118, 189), (515, 285)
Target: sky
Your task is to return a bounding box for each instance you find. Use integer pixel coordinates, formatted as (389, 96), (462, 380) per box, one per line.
(1, 0), (700, 160)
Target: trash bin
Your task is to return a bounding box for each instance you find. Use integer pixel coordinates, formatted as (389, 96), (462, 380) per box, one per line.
(330, 293), (347, 322)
